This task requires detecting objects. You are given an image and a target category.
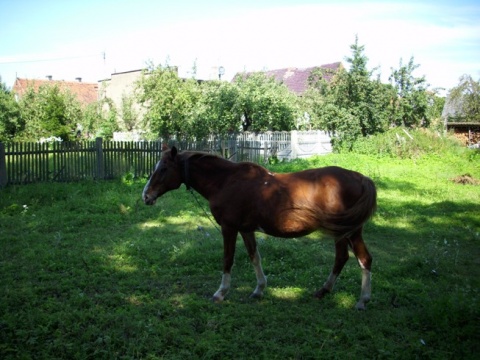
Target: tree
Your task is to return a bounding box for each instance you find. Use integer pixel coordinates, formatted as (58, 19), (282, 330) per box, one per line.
(194, 80), (240, 136)
(79, 102), (103, 138)
(0, 79), (22, 142)
(18, 84), (82, 141)
(304, 36), (393, 149)
(137, 62), (300, 139)
(389, 57), (429, 127)
(443, 75), (480, 123)
(341, 36), (392, 136)
(426, 90), (446, 131)
(234, 72), (299, 132)
(120, 93), (140, 131)
(137, 63), (200, 139)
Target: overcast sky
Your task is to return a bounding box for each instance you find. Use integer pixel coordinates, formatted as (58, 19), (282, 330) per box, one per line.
(1, 0), (479, 93)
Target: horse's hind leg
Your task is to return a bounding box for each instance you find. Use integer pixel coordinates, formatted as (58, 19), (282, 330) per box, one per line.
(349, 228), (372, 310)
(241, 232), (267, 299)
(315, 238), (349, 299)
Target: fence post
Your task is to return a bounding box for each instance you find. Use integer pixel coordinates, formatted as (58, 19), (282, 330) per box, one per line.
(291, 130), (298, 160)
(96, 137), (104, 179)
(0, 142), (7, 187)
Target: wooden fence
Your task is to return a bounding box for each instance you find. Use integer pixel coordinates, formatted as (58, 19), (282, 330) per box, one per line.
(0, 131), (331, 186)
(0, 139), (163, 186)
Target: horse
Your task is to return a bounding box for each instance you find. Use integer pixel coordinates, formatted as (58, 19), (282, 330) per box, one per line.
(143, 146), (377, 310)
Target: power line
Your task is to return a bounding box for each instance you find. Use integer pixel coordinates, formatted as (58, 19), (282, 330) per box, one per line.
(0, 53), (103, 65)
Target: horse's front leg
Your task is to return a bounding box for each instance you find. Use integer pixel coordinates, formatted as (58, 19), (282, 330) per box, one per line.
(241, 232), (267, 298)
(212, 226), (238, 302)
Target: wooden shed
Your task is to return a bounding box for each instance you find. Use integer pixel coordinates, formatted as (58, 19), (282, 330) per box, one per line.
(446, 122), (480, 146)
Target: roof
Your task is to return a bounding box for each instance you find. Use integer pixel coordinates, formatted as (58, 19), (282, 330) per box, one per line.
(446, 122), (480, 128)
(13, 78), (98, 106)
(235, 62), (342, 95)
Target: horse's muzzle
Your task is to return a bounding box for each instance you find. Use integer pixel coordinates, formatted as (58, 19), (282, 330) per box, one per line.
(143, 193), (157, 205)
(142, 186), (157, 205)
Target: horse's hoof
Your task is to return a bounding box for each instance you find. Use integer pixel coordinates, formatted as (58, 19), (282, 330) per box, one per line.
(314, 288), (329, 299)
(355, 302), (367, 310)
(249, 292), (263, 300)
(211, 295), (223, 303)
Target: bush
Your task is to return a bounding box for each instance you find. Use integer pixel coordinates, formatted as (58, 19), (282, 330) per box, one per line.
(348, 128), (468, 159)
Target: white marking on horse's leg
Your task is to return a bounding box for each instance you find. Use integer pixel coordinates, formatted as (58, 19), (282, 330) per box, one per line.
(251, 248), (267, 298)
(212, 273), (231, 302)
(322, 272), (338, 292)
(355, 262), (372, 310)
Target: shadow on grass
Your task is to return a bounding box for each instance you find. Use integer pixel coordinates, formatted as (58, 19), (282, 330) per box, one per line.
(92, 176), (480, 309)
(2, 179), (479, 358)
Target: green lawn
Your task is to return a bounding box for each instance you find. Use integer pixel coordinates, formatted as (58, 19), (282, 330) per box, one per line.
(1, 149), (479, 359)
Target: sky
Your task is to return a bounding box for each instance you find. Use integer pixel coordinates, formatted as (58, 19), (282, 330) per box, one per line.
(1, 0), (479, 93)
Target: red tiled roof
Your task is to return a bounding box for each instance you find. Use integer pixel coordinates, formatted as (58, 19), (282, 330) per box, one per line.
(13, 78), (98, 106)
(235, 62), (342, 95)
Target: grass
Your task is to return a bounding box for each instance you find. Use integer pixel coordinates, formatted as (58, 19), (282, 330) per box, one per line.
(1, 132), (479, 359)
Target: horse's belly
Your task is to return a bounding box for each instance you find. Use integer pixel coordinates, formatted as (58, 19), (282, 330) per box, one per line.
(257, 216), (317, 238)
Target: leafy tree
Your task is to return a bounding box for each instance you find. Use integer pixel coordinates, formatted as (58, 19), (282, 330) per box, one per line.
(194, 80), (240, 136)
(234, 72), (299, 132)
(137, 63), (200, 139)
(18, 84), (82, 141)
(137, 62), (300, 139)
(443, 75), (480, 123)
(79, 102), (103, 138)
(120, 93), (140, 131)
(304, 36), (393, 149)
(341, 36), (392, 136)
(96, 97), (119, 140)
(389, 57), (429, 127)
(0, 79), (22, 142)
(426, 91), (446, 131)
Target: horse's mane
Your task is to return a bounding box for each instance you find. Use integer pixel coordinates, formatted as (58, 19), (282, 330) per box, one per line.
(180, 150), (222, 161)
(179, 150), (239, 170)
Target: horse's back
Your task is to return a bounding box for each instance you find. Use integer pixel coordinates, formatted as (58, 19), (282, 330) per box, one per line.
(213, 164), (376, 238)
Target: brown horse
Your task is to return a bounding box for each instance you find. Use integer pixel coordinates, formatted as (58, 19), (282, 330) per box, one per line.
(143, 146), (377, 309)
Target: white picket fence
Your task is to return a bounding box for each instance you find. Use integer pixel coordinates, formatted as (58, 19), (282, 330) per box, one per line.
(114, 130), (332, 162)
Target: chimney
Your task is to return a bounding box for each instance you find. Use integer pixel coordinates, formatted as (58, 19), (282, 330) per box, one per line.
(75, 77), (82, 82)
(46, 75), (52, 81)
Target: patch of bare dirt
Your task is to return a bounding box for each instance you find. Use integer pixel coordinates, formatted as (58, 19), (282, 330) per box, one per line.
(450, 174), (480, 185)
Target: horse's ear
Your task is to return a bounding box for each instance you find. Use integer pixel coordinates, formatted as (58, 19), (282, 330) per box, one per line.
(161, 143), (169, 151)
(171, 146), (178, 159)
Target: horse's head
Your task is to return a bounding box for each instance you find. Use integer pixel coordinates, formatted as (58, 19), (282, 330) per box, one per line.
(143, 146), (183, 205)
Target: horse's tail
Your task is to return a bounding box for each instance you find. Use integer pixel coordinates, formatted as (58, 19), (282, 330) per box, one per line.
(324, 175), (377, 239)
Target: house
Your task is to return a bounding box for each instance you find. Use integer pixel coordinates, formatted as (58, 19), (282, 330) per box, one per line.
(98, 69), (145, 112)
(234, 62), (343, 95)
(12, 77), (98, 106)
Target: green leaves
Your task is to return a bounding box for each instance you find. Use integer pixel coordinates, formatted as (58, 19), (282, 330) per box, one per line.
(303, 37), (436, 151)
(389, 57), (429, 127)
(0, 81), (22, 142)
(136, 64), (300, 140)
(233, 72), (298, 132)
(445, 74), (480, 123)
(137, 65), (198, 139)
(12, 83), (83, 141)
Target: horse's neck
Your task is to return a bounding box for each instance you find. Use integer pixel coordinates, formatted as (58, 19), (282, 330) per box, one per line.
(183, 155), (233, 199)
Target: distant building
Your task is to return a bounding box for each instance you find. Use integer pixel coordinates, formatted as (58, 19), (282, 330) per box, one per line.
(234, 62), (343, 95)
(442, 90), (480, 146)
(12, 77), (98, 106)
(98, 69), (145, 113)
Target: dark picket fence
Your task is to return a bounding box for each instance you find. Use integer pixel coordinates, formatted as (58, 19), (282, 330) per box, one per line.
(0, 131), (332, 187)
(0, 139), (163, 186)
